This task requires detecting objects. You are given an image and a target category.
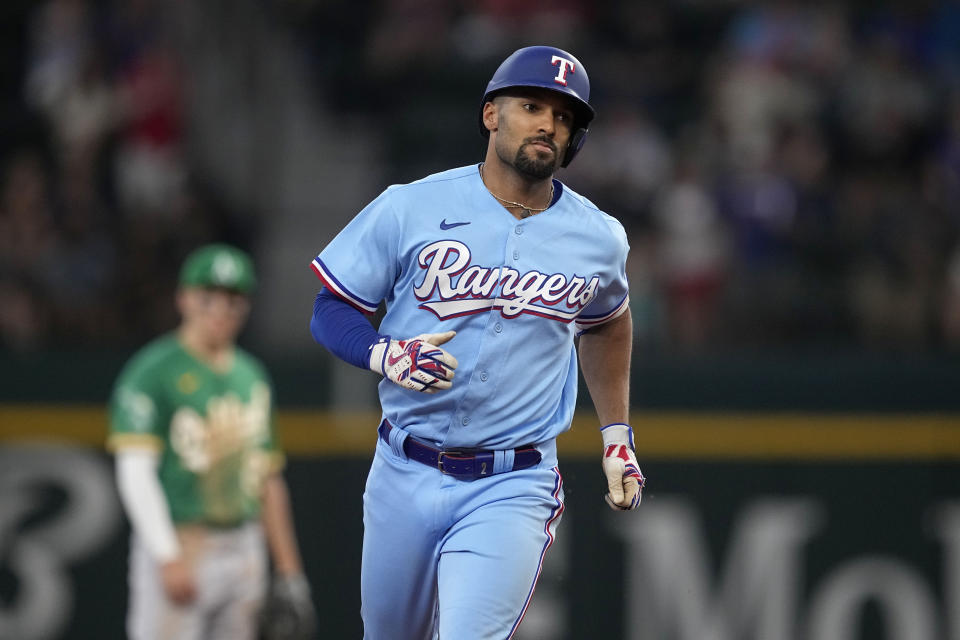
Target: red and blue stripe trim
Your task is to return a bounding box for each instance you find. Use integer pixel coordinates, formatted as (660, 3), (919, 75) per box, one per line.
(507, 467), (564, 639)
(575, 293), (629, 331)
(310, 257), (379, 314)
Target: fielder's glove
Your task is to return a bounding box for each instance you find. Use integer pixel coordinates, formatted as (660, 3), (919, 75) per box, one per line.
(260, 573), (316, 640)
(601, 423), (646, 511)
(368, 331), (458, 393)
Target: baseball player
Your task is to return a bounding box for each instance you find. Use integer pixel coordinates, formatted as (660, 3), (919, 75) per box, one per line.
(309, 46), (644, 639)
(108, 244), (315, 640)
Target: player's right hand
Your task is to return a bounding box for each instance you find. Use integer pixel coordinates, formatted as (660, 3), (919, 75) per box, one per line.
(368, 331), (458, 393)
(161, 558), (197, 605)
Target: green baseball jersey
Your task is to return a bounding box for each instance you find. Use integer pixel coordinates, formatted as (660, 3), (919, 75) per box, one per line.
(108, 334), (283, 526)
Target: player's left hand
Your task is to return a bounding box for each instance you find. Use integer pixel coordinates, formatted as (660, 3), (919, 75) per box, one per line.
(600, 423), (645, 511)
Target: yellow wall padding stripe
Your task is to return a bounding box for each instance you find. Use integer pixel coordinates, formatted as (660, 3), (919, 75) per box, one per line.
(1, 405), (958, 460)
(106, 432), (164, 452)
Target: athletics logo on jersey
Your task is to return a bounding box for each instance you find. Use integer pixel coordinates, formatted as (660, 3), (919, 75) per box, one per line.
(413, 240), (598, 322)
(170, 383), (271, 473)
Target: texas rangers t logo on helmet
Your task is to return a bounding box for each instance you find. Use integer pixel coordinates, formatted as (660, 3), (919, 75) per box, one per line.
(551, 55), (575, 86)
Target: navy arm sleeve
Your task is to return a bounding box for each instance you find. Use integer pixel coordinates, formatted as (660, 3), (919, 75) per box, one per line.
(310, 289), (385, 370)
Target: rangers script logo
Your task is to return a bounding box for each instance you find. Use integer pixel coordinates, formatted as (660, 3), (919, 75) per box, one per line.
(414, 240), (599, 322)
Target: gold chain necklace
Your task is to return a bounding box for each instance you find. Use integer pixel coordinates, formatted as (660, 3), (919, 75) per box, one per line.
(479, 164), (554, 219)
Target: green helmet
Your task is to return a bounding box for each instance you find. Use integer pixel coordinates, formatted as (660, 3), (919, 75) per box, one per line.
(178, 243), (256, 294)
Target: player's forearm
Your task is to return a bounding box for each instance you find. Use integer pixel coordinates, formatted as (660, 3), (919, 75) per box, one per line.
(115, 449), (181, 562)
(578, 307), (632, 425)
(261, 473), (304, 576)
(310, 288), (382, 369)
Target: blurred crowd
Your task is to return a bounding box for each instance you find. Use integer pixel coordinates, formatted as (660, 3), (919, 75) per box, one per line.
(3, 0), (960, 354)
(289, 0), (960, 353)
(564, 1), (960, 354)
(0, 0), (250, 351)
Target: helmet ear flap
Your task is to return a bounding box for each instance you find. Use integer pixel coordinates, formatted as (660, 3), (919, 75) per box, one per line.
(562, 128), (588, 168)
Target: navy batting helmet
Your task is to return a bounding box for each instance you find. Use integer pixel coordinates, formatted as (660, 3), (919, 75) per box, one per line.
(479, 45), (595, 167)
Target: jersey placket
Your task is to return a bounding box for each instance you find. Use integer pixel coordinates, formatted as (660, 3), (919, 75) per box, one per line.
(446, 221), (528, 442)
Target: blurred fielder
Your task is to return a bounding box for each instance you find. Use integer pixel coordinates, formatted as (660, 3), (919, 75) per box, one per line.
(109, 244), (315, 640)
(309, 46), (645, 639)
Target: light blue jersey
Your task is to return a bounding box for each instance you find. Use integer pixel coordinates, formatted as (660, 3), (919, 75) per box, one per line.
(312, 43), (631, 640)
(311, 164), (629, 453)
(312, 164), (629, 639)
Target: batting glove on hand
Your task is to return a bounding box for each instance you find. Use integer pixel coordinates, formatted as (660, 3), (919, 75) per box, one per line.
(369, 331), (458, 393)
(601, 423), (645, 511)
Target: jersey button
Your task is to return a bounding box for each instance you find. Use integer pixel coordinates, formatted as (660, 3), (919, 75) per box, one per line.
(480, 371), (489, 382)
(461, 416), (471, 425)
(514, 226), (523, 235)
(494, 322), (503, 333)
(513, 250), (520, 260)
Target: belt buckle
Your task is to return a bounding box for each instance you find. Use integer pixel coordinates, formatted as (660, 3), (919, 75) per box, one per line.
(437, 450), (463, 475)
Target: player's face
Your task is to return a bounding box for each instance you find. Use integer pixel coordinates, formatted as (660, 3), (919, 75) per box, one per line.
(491, 89), (575, 179)
(178, 287), (250, 347)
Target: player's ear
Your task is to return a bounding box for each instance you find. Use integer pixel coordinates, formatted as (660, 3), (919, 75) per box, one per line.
(482, 101), (498, 134)
(175, 287), (191, 316)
